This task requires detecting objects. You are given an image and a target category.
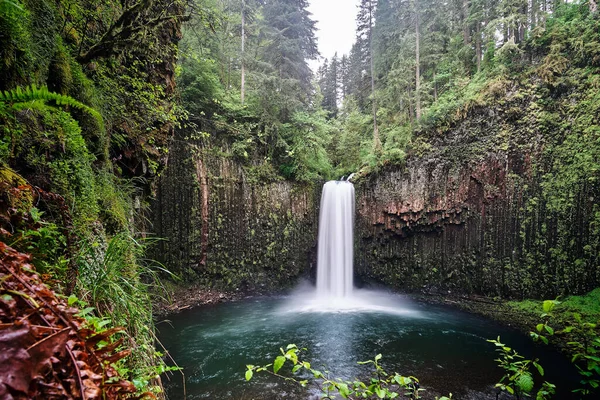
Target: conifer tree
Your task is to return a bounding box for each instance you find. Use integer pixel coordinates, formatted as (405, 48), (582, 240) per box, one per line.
(321, 54), (339, 117)
(261, 0), (319, 110)
(357, 0), (381, 151)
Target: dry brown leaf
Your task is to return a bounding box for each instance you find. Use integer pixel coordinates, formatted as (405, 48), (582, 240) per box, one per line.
(0, 326), (33, 394)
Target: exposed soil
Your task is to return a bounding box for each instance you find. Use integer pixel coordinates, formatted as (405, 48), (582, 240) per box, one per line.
(153, 284), (242, 317)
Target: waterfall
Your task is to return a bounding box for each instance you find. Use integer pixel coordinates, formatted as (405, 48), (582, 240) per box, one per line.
(281, 179), (418, 314)
(316, 180), (355, 297)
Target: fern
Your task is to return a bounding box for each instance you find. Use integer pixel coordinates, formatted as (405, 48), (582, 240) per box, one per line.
(0, 84), (103, 128)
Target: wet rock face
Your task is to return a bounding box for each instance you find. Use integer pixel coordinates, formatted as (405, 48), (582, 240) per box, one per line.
(152, 133), (319, 292)
(355, 141), (599, 300)
(357, 155), (508, 238)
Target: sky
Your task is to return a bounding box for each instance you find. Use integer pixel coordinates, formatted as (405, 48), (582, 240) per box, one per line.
(308, 0), (360, 69)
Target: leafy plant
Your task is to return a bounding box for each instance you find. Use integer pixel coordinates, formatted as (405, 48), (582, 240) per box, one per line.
(563, 314), (600, 395)
(487, 337), (554, 399)
(0, 84), (103, 126)
(75, 232), (175, 393)
(530, 300), (559, 345)
(246, 344), (452, 399)
(6, 207), (68, 280)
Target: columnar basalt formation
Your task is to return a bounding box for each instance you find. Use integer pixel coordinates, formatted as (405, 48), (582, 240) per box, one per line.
(355, 108), (600, 299)
(153, 128), (320, 291)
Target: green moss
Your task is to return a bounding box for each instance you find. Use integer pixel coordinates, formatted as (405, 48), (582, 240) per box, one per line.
(0, 0), (34, 89)
(507, 288), (600, 323)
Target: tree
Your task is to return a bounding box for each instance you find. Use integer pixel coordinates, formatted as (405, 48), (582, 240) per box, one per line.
(413, 0), (421, 119)
(241, 0), (246, 103)
(76, 0), (186, 64)
(261, 0), (319, 111)
(320, 54), (339, 118)
(357, 0), (381, 151)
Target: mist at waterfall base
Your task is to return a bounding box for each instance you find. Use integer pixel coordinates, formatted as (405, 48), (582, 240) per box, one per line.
(159, 181), (580, 399)
(281, 180), (417, 315)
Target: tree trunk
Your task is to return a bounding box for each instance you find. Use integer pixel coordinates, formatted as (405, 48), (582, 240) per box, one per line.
(369, 0), (382, 151)
(463, 0), (470, 45)
(476, 21), (482, 72)
(415, 0), (421, 120)
(433, 70), (438, 102)
(195, 155), (209, 269)
(241, 0), (246, 104)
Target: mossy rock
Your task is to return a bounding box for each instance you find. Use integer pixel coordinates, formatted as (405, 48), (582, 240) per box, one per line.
(0, 165), (33, 213)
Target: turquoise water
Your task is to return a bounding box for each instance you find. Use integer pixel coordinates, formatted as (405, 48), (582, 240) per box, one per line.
(157, 291), (579, 399)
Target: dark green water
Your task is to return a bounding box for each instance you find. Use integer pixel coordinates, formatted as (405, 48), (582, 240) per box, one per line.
(157, 290), (579, 399)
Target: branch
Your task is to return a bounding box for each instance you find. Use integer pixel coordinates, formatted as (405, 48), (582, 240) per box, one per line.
(77, 0), (187, 63)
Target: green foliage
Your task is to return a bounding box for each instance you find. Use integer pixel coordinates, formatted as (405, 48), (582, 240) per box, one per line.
(0, 84), (103, 127)
(75, 232), (174, 391)
(0, 0), (184, 395)
(4, 206), (69, 287)
(508, 295), (600, 396)
(246, 344), (452, 399)
(67, 292), (182, 394)
(563, 313), (600, 395)
(331, 98), (373, 177)
(488, 337), (554, 399)
(279, 110), (333, 181)
(94, 171), (136, 234)
(0, 0), (33, 89)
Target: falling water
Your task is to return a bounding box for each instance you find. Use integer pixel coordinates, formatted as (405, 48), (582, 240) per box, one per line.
(281, 179), (418, 313)
(316, 180), (355, 297)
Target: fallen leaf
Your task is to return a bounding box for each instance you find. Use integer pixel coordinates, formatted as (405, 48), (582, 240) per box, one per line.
(0, 326), (33, 394)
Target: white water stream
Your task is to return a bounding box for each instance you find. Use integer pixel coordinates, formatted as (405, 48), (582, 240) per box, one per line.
(280, 180), (419, 316)
(316, 180), (355, 297)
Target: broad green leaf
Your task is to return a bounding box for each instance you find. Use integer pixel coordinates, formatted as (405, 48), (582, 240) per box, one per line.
(536, 323), (544, 333)
(375, 387), (386, 398)
(338, 383), (350, 398)
(517, 373), (534, 393)
(533, 362), (544, 376)
(245, 369), (253, 381)
(273, 356), (285, 374)
(77, 307), (95, 317)
(375, 354), (382, 361)
(542, 300), (555, 313)
(68, 294), (78, 306)
(544, 325), (554, 335)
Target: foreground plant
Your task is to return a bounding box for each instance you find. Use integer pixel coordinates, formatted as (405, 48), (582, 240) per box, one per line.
(562, 313), (600, 395)
(491, 297), (600, 398)
(245, 344), (451, 399)
(0, 242), (143, 399)
(487, 336), (555, 399)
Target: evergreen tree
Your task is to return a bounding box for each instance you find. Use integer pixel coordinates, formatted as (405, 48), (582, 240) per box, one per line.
(321, 54), (339, 118)
(356, 0), (381, 150)
(339, 54), (350, 99)
(261, 0), (319, 111)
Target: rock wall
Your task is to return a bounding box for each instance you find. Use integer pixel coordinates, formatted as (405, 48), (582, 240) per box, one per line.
(355, 108), (600, 299)
(152, 129), (320, 292)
